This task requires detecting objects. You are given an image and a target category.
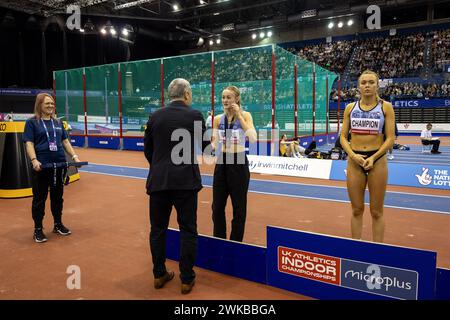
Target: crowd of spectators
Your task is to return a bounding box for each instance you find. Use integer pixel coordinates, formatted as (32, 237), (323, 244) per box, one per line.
(287, 40), (357, 74)
(129, 29), (449, 106)
(160, 29), (448, 94)
(215, 50), (272, 82)
(287, 32), (433, 79)
(349, 33), (425, 78)
(331, 81), (450, 101)
(430, 29), (450, 73)
(381, 82), (449, 99)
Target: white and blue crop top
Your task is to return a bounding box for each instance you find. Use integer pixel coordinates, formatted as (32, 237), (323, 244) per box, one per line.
(217, 114), (246, 148)
(350, 100), (385, 135)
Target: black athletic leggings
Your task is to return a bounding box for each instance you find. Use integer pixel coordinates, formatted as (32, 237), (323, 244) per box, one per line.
(31, 168), (66, 229)
(212, 152), (250, 242)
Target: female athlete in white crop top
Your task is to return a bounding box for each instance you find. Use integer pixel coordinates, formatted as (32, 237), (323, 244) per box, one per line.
(340, 70), (396, 243)
(211, 86), (257, 242)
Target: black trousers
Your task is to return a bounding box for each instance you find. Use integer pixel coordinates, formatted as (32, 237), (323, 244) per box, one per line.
(212, 153), (250, 242)
(422, 139), (440, 152)
(31, 168), (66, 229)
(149, 190), (198, 284)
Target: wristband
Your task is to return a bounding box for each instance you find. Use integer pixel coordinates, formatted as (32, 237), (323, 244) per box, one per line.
(30, 158), (37, 162)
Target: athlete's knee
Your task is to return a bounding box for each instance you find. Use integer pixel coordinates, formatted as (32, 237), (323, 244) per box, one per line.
(352, 206), (364, 218)
(370, 208), (383, 220)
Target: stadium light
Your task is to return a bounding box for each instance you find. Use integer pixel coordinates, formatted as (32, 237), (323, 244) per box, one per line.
(209, 40), (214, 45)
(328, 22), (334, 29)
(114, 0), (154, 10)
(216, 38), (221, 44)
(338, 22), (343, 28)
(252, 33), (257, 39)
(347, 19), (354, 26)
(259, 32), (265, 38)
(122, 25), (133, 36)
(267, 31), (273, 37)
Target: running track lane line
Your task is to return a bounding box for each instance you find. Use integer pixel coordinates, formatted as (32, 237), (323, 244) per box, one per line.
(79, 163), (450, 215)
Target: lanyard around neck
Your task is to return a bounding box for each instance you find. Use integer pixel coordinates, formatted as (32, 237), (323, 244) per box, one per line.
(41, 118), (57, 142)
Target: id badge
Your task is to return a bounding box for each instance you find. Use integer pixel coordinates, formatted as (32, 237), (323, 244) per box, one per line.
(49, 141), (58, 152)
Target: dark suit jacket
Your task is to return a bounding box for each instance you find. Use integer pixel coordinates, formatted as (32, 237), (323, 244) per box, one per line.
(144, 100), (209, 194)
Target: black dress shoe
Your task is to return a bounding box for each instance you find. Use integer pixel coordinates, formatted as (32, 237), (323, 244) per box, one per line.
(431, 150), (441, 154)
(181, 279), (195, 294)
(154, 271), (174, 289)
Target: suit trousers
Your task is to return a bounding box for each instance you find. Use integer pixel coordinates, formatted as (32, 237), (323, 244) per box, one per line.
(149, 190), (198, 284)
(212, 152), (250, 242)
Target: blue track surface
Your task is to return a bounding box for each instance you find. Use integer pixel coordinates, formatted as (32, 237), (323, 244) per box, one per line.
(317, 144), (450, 166)
(80, 163), (450, 215)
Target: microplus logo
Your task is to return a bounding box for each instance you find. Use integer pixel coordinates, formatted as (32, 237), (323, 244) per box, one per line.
(342, 265), (412, 291)
(277, 246), (419, 300)
(341, 260), (418, 300)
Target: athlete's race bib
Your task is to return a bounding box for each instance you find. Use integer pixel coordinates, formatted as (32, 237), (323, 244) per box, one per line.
(350, 110), (381, 135)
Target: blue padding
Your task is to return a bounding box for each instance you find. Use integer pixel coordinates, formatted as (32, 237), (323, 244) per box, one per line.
(328, 133), (338, 145)
(297, 134), (338, 148)
(263, 141), (271, 156)
(123, 137), (144, 151)
(436, 268), (450, 300)
(248, 141), (258, 155)
(315, 134), (328, 147)
(69, 135), (85, 147)
(299, 136), (313, 148)
(252, 140), (271, 156)
(166, 229), (267, 284)
(266, 226), (437, 300)
(87, 136), (120, 149)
